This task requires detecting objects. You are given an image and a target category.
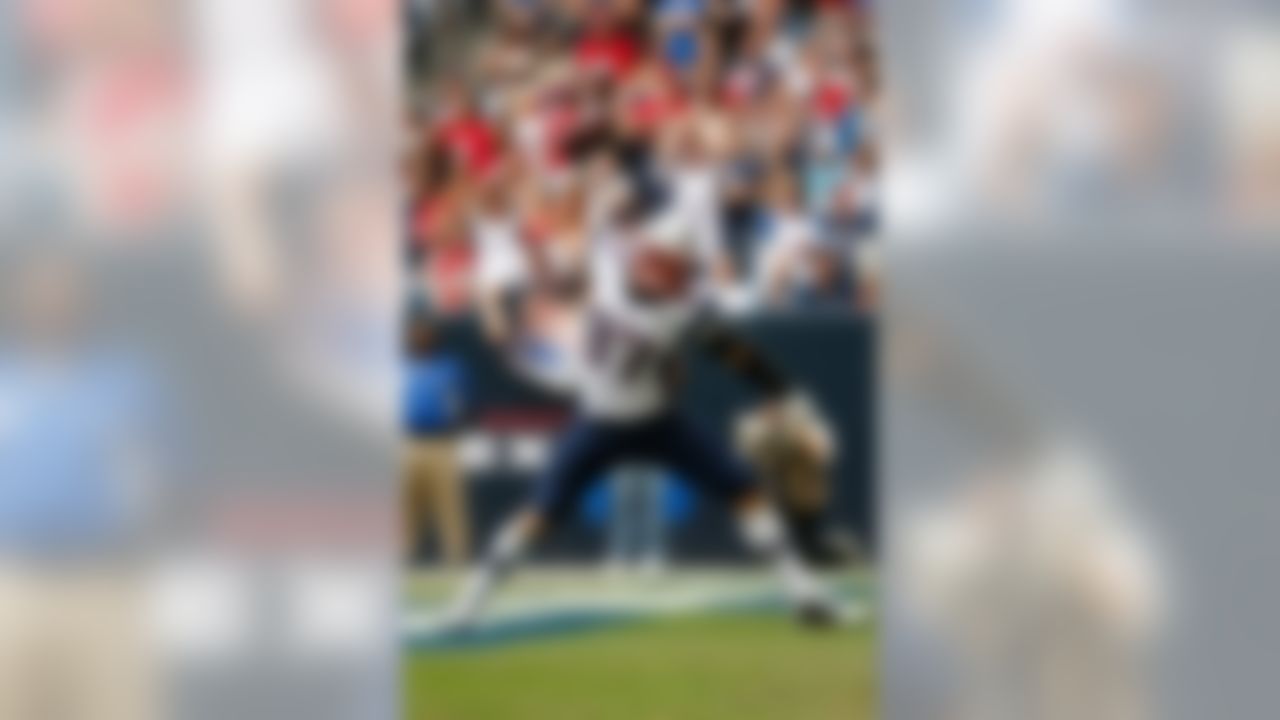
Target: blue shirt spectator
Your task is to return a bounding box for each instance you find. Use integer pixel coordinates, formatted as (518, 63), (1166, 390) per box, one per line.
(0, 350), (161, 557)
(403, 353), (468, 436)
(402, 316), (468, 437)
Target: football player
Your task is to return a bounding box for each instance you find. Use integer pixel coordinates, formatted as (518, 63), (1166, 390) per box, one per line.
(444, 209), (839, 630)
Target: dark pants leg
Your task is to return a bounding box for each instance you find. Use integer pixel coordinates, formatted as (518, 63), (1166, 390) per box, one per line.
(531, 413), (763, 526)
(649, 414), (760, 505)
(531, 419), (627, 524)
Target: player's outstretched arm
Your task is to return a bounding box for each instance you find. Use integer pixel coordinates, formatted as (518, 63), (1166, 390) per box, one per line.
(699, 324), (792, 400)
(704, 324), (835, 460)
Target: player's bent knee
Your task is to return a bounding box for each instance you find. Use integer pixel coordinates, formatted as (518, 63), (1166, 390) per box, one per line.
(737, 503), (787, 550)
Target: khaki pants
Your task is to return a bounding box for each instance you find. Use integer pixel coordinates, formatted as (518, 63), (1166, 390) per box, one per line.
(402, 437), (470, 566)
(0, 565), (155, 720)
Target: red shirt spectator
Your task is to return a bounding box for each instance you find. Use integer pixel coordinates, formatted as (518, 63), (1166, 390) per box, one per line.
(813, 73), (855, 122)
(412, 195), (451, 251)
(618, 65), (687, 136)
(435, 112), (503, 177)
(575, 29), (642, 80)
(627, 84), (686, 132)
(426, 240), (475, 314)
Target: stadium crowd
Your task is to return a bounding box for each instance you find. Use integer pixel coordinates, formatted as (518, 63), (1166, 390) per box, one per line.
(404, 0), (882, 318)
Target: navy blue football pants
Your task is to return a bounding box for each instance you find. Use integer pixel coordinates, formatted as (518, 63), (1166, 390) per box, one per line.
(532, 412), (758, 523)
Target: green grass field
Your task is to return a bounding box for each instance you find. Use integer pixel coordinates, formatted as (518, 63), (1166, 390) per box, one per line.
(403, 570), (876, 720)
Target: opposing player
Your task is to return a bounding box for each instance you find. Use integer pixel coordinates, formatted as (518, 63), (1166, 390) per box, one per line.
(443, 207), (839, 630)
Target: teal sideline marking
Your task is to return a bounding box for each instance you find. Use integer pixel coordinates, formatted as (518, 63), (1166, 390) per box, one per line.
(406, 580), (868, 653)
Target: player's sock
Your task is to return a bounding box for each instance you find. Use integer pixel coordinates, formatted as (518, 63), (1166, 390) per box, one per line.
(444, 518), (531, 628)
(737, 505), (826, 607)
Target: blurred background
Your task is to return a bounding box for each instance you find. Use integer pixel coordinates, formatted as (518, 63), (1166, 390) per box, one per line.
(0, 0), (400, 718)
(0, 0), (1278, 718)
(878, 1), (1280, 719)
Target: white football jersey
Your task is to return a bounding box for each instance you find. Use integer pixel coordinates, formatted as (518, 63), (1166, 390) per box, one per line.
(573, 232), (711, 420)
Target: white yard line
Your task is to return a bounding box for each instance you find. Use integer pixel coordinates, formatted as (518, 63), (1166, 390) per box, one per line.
(403, 572), (869, 638)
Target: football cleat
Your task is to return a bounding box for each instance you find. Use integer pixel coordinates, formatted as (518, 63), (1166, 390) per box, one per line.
(794, 597), (841, 630)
